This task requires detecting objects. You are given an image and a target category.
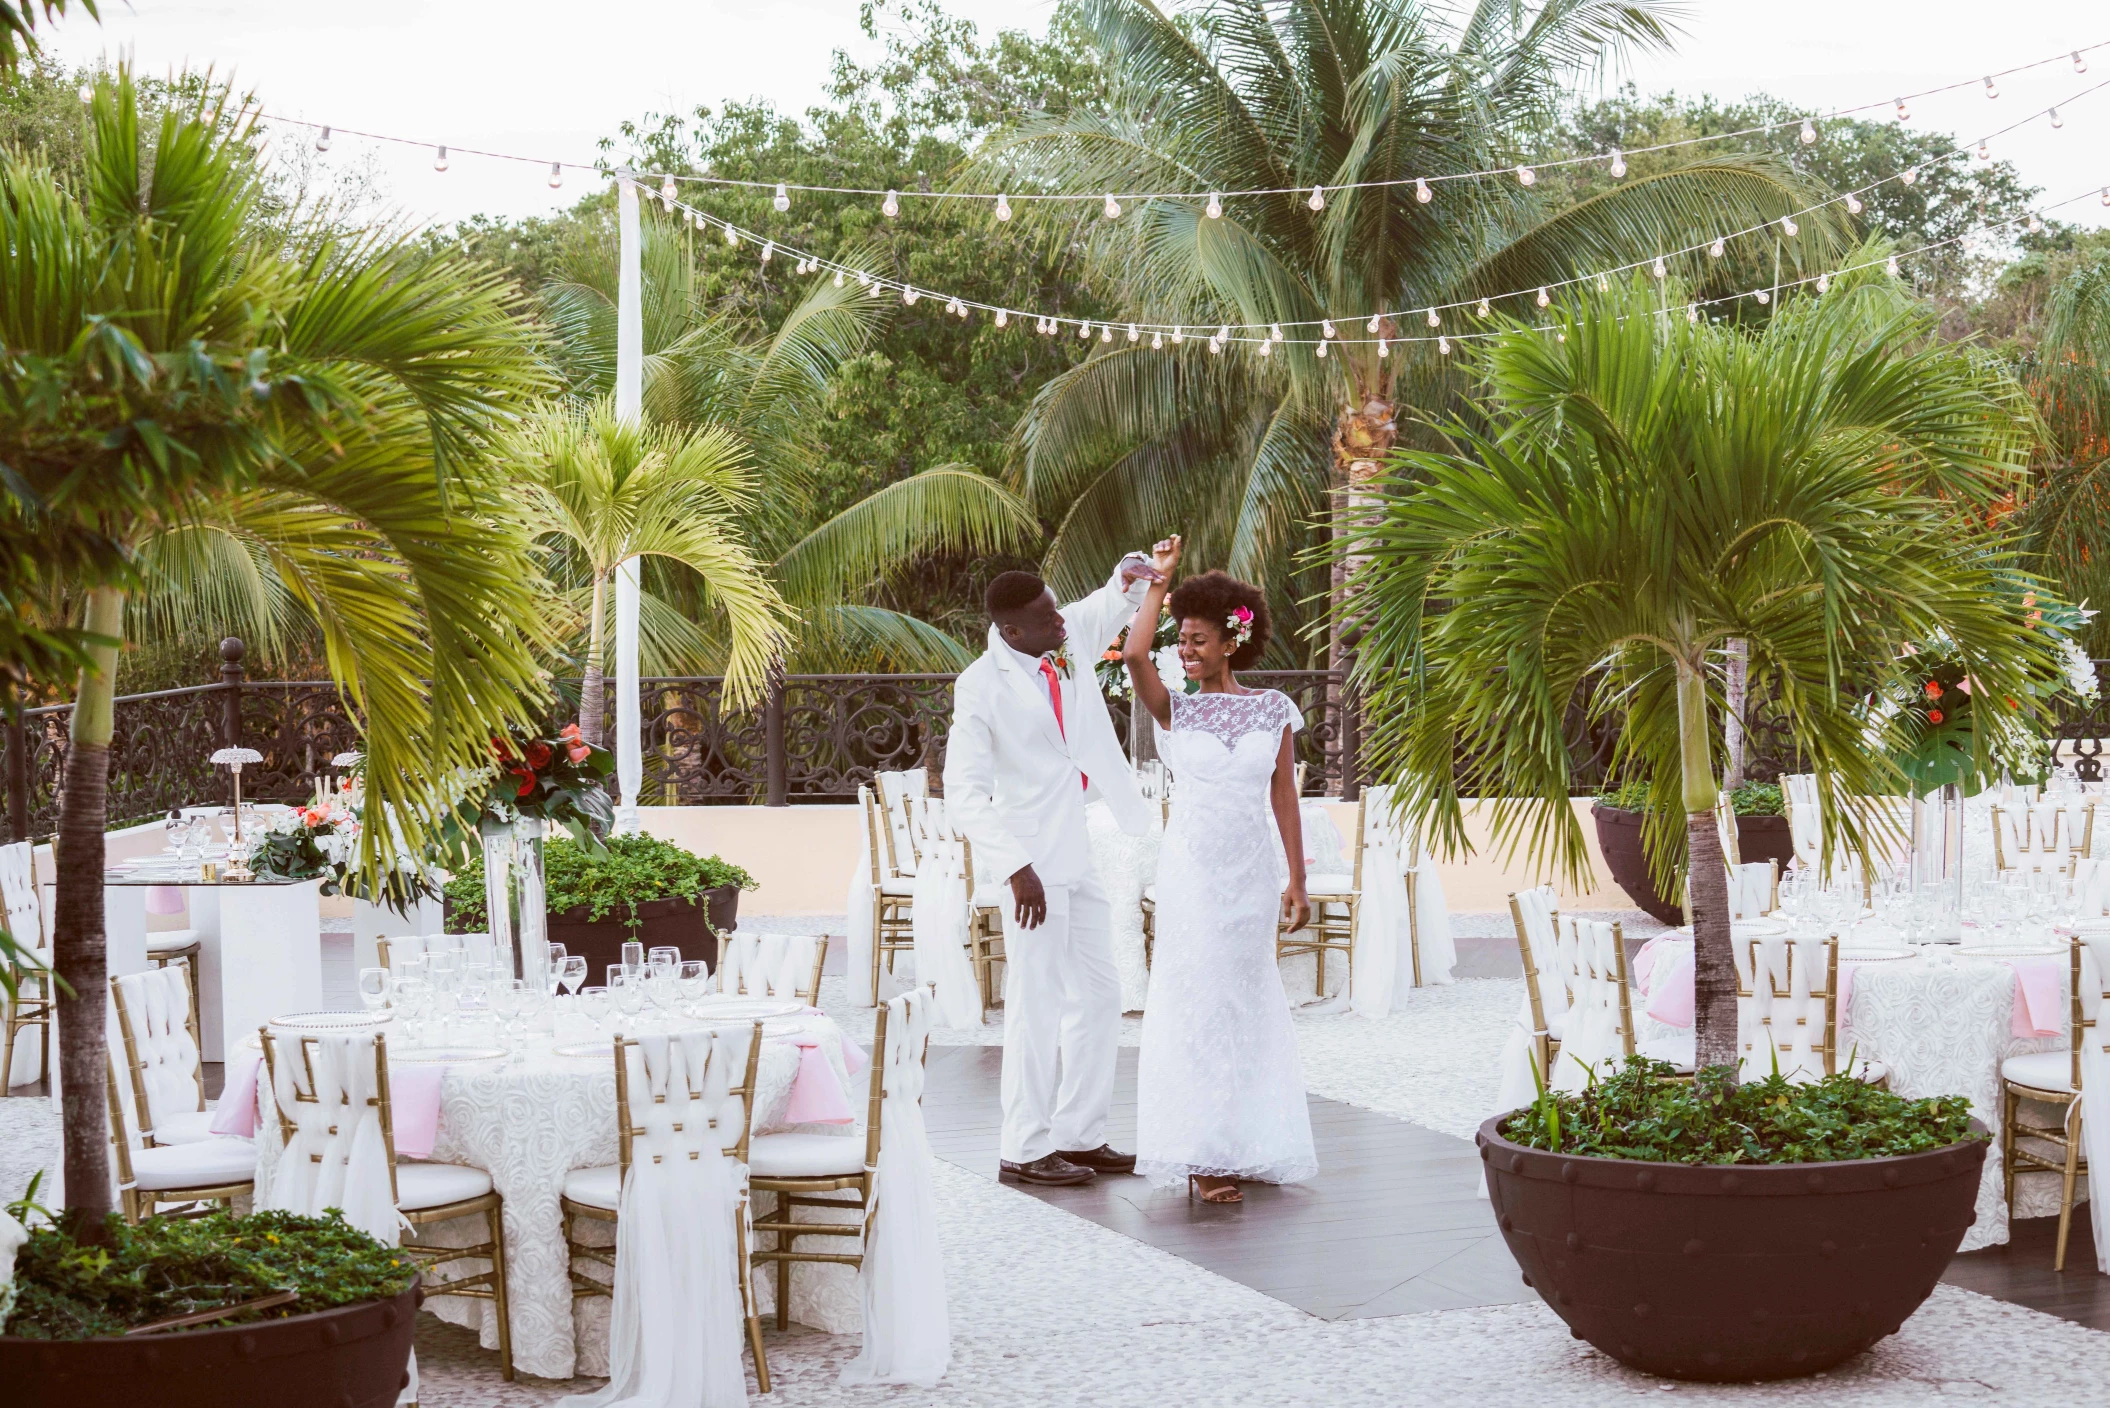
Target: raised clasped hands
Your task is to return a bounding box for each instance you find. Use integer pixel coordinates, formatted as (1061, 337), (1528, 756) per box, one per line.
(1119, 535), (1182, 589)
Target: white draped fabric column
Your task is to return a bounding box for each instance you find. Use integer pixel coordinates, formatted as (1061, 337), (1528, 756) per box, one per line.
(612, 172), (644, 836)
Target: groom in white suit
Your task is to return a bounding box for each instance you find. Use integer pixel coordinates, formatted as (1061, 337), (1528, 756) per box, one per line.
(944, 543), (1174, 1185)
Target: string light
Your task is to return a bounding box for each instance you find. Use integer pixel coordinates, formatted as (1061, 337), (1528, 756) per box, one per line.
(1322, 319), (1337, 338)
(834, 271), (845, 287)
(433, 145), (449, 172)
(77, 82), (91, 103)
(1780, 214), (1799, 236)
(548, 161), (562, 189)
(1101, 324), (1114, 342)
(1687, 303), (1700, 323)
(1595, 274), (1609, 292)
(2027, 212), (2044, 231)
(1900, 168), (1918, 186)
(1307, 185), (1326, 211)
(1438, 334), (1451, 355)
(995, 194), (1012, 221)
(1216, 325), (1230, 345)
(956, 299), (970, 319)
(1151, 331), (1163, 349)
(1800, 118), (1817, 145)
(995, 308), (1009, 327)
(2051, 107), (2065, 128)
(1977, 140), (1991, 159)
(1377, 338), (1389, 358)
(1127, 322), (1140, 341)
(1816, 272), (1830, 293)
(1895, 97), (1910, 121)
(1535, 287), (1551, 307)
(1754, 288), (1772, 304)
(902, 285), (918, 304)
(1426, 307), (1441, 327)
(1206, 192), (1222, 219)
(1652, 255), (1667, 279)
(2079, 51), (2092, 74)
(2102, 186), (2110, 206)
(1709, 237), (1725, 257)
(760, 240), (772, 264)
(1415, 177), (1431, 203)
(1270, 324), (1284, 342)
(1557, 330), (1567, 343)
(856, 270), (872, 287)
(1886, 254), (1901, 277)
(1985, 76), (2000, 99)
(1103, 193), (1122, 219)
(1209, 335), (1224, 355)
(1078, 322), (1091, 339)
(883, 189), (900, 218)
(1258, 339), (1273, 358)
(1367, 314), (1382, 333)
(774, 183), (790, 212)
(1315, 339), (1328, 358)
(1477, 298), (1491, 317)
(316, 125), (332, 152)
(1171, 327), (1185, 344)
(724, 225), (739, 246)
(1516, 165), (1536, 186)
(1846, 192), (1863, 214)
(661, 175), (677, 209)
(1608, 148), (1626, 179)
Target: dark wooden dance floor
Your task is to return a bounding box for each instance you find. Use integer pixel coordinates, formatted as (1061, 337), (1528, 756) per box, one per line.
(923, 1045), (2110, 1331)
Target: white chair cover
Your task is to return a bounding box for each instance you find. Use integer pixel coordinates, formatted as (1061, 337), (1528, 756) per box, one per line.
(1492, 886), (1567, 1116)
(715, 934), (821, 1003)
(2073, 857), (2110, 917)
(904, 800), (986, 1029)
(1403, 823), (1456, 992)
(1735, 935), (1831, 1083)
(1997, 803), (2067, 873)
(261, 1031), (402, 1245)
(1783, 774), (1824, 871)
(2073, 937), (2110, 1274)
(1550, 917), (1624, 1092)
(1727, 862), (1775, 921)
(839, 990), (949, 1389)
(1347, 787), (1403, 1017)
(3, 840), (45, 1087)
(561, 1029), (749, 1408)
(875, 769), (926, 878)
(114, 966), (202, 1135)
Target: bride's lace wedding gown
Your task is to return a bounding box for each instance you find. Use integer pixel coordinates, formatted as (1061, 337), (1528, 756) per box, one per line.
(1136, 688), (1319, 1190)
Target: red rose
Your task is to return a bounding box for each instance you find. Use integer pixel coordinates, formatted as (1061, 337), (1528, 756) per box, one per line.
(525, 741), (553, 770)
(1927, 708), (1945, 724)
(491, 735), (514, 761)
(1923, 680), (1941, 699)
(516, 772), (537, 798)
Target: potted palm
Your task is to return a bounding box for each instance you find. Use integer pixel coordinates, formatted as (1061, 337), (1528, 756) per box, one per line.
(1592, 779), (1790, 924)
(1349, 276), (2060, 1379)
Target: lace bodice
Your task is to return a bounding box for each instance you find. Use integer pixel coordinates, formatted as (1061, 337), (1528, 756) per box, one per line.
(1159, 688), (1302, 752)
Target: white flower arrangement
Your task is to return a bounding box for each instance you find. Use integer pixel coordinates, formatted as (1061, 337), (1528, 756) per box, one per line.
(2058, 637), (2101, 703)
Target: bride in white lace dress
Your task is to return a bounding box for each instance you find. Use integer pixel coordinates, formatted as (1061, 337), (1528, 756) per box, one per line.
(1123, 540), (1317, 1203)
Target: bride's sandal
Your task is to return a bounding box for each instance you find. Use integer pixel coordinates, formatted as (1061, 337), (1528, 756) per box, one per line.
(1188, 1175), (1243, 1204)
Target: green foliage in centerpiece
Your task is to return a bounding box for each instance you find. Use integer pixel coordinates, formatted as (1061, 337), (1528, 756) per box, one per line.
(4, 1210), (415, 1340)
(443, 833), (755, 934)
(1878, 612), (2100, 796)
(1503, 1057), (1984, 1165)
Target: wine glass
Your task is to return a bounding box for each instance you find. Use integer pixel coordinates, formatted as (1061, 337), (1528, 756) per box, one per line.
(426, 950), (461, 996)
(621, 941), (645, 972)
(559, 955), (587, 997)
(357, 967), (390, 1014)
(677, 960), (710, 1013)
(577, 985), (610, 1035)
(391, 976), (432, 1046)
(610, 970), (646, 1032)
(492, 979), (531, 1062)
(648, 946), (681, 977)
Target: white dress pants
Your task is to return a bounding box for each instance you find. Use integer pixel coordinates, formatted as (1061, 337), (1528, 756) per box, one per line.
(999, 872), (1119, 1163)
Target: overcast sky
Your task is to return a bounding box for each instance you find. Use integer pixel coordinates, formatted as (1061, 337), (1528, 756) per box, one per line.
(48, 1), (2110, 232)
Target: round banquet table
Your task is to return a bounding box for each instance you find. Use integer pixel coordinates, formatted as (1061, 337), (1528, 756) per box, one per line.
(1634, 937), (2069, 1251)
(258, 1009), (863, 1380)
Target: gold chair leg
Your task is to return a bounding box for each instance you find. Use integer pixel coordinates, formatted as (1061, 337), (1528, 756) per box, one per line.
(487, 1201), (514, 1381)
(737, 1202), (771, 1394)
(2001, 1087), (2017, 1213)
(775, 1242), (791, 1332)
(2056, 1104), (2083, 1273)
(1, 1008), (18, 1094)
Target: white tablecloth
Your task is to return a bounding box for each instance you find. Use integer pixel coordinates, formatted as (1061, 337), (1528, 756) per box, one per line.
(256, 1012), (860, 1380)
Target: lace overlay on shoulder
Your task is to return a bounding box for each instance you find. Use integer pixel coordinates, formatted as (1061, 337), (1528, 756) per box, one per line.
(1164, 688), (1302, 749)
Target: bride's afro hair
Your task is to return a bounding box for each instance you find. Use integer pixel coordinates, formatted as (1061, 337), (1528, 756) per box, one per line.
(1167, 570), (1270, 670)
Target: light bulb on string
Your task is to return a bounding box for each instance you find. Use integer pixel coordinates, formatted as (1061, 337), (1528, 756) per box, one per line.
(77, 83), (92, 103)
(316, 126), (332, 153)
(1516, 165), (1535, 186)
(883, 190), (899, 218)
(759, 241), (772, 264)
(2050, 107), (2064, 129)
(1557, 330), (1566, 343)
(1780, 215), (1798, 237)
(2077, 51), (2090, 74)
(1079, 322), (1092, 340)
(1800, 118), (1817, 145)
(1709, 236), (1725, 258)
(1754, 289), (1771, 305)
(548, 162), (563, 189)
(1477, 297), (1491, 317)
(433, 146), (449, 173)
(1258, 339), (1273, 358)
(1652, 255), (1667, 279)
(1845, 192), (1863, 215)
(834, 271), (846, 287)
(1321, 319), (1336, 339)
(1900, 168), (1917, 187)
(1816, 272), (1830, 293)
(1595, 274), (1609, 292)
(957, 301), (970, 320)
(1171, 327), (1185, 345)
(1315, 340), (1328, 358)
(1415, 177), (1431, 203)
(995, 194), (1012, 222)
(1984, 76), (1999, 99)
(1103, 193), (1122, 219)
(995, 308), (1009, 328)
(724, 225), (739, 247)
(2102, 187), (2110, 207)
(2027, 212), (2043, 232)
(1687, 303), (1699, 324)
(1377, 338), (1389, 358)
(1894, 97), (1909, 122)
(660, 175), (677, 209)
(1205, 192), (1222, 219)
(1535, 287), (1551, 308)
(1608, 148), (1626, 179)
(902, 286), (917, 304)
(1426, 307), (1441, 327)
(1438, 335), (1451, 355)
(1366, 314), (1382, 333)
(1976, 141), (1990, 160)
(1886, 254), (1901, 278)
(1307, 185), (1325, 211)
(1127, 323), (1139, 342)
(1209, 336), (1223, 355)
(1216, 326), (1230, 346)
(1270, 324), (1284, 342)
(1151, 331), (1163, 350)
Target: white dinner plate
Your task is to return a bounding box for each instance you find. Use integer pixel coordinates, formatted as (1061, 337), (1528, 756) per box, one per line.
(269, 1010), (393, 1032)
(1955, 944), (2066, 959)
(391, 1045), (506, 1064)
(1839, 946), (1912, 962)
(688, 998), (806, 1021)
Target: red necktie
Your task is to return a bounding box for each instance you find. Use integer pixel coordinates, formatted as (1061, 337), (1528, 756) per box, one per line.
(1039, 658), (1088, 789)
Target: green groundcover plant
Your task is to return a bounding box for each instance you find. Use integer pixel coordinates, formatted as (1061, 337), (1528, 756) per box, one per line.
(5, 1209), (416, 1340)
(1596, 778), (1784, 817)
(1503, 1057), (1984, 1165)
(444, 833), (756, 934)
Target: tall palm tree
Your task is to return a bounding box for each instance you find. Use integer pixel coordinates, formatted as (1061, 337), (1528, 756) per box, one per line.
(2020, 255), (2110, 653)
(539, 210), (1040, 670)
(0, 72), (552, 1233)
(1349, 277), (2051, 1073)
(974, 0), (1854, 655)
(507, 398), (791, 742)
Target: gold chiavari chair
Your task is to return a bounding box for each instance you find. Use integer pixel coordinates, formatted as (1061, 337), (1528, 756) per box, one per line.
(1279, 794), (1363, 999)
(715, 931), (829, 1006)
(104, 1063), (254, 1223)
(749, 993), (927, 1336)
(261, 1026), (514, 1380)
(1509, 886), (1565, 1083)
(1999, 933), (2107, 1271)
(1992, 803), (2070, 875)
(859, 784), (917, 998)
(1732, 934), (1886, 1089)
(109, 965), (218, 1145)
(2, 839), (52, 1092)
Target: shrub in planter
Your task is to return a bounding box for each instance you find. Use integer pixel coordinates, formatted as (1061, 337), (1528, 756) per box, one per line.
(444, 833), (756, 975)
(1481, 1059), (1987, 1381)
(1592, 781), (1790, 924)
(2, 1209), (419, 1408)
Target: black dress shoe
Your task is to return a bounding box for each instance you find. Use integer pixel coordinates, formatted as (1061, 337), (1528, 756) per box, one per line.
(999, 1153), (1096, 1186)
(1057, 1144), (1138, 1174)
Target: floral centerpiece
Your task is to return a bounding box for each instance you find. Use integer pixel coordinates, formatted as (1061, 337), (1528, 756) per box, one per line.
(247, 794), (361, 893)
(471, 723), (616, 844)
(1097, 612), (1192, 700)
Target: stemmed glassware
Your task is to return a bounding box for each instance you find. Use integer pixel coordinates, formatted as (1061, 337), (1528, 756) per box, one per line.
(546, 943), (568, 997)
(492, 979), (532, 1062)
(610, 970), (646, 1033)
(648, 946), (681, 974)
(621, 941), (645, 972)
(577, 985), (610, 1035)
(357, 967), (390, 1015)
(392, 976), (432, 1046)
(677, 960), (710, 1014)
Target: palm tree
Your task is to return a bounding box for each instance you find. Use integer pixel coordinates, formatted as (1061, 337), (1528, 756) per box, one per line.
(1348, 276), (2052, 1073)
(538, 209), (1040, 670)
(0, 73), (552, 1233)
(974, 0), (1854, 657)
(507, 398), (791, 742)
(2019, 255), (2110, 653)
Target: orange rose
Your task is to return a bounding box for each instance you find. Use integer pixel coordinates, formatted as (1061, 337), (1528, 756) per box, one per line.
(1927, 708), (1945, 724)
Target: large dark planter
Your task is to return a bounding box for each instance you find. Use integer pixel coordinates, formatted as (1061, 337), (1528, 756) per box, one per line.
(1591, 804), (1684, 925)
(0, 1283), (419, 1408)
(1478, 1117), (1987, 1382)
(1736, 813), (1795, 873)
(542, 885), (741, 980)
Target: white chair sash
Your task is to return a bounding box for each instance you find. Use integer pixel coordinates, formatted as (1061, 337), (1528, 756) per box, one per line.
(261, 1031), (402, 1246)
(875, 769), (925, 878)
(905, 800), (986, 1030)
(839, 990), (949, 1389)
(716, 934), (820, 1003)
(1735, 936), (1831, 1084)
(562, 1029), (749, 1408)
(115, 966), (201, 1133)
(1550, 917), (1624, 1091)
(1727, 862), (1775, 921)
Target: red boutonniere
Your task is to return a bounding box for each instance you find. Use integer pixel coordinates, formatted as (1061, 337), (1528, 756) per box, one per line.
(1046, 645), (1073, 679)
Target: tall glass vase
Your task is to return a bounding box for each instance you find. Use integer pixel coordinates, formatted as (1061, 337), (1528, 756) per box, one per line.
(513, 816), (550, 994)
(1909, 784), (1965, 942)
(481, 822), (514, 969)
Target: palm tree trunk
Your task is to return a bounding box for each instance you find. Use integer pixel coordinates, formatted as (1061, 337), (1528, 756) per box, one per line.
(1331, 389), (1397, 783)
(57, 585), (123, 1237)
(1722, 638), (1749, 790)
(580, 571), (607, 747)
(1678, 656), (1736, 1076)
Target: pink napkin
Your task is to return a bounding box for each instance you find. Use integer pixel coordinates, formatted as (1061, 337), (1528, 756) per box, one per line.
(1632, 935), (1669, 992)
(205, 1048), (446, 1158)
(2005, 957), (2064, 1039)
(780, 1037), (855, 1125)
(1646, 946), (1697, 1029)
(145, 885), (187, 916)
(796, 1006), (870, 1077)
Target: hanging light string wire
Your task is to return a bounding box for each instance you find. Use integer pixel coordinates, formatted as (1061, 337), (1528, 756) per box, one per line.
(251, 37), (2109, 206)
(654, 74), (2110, 344)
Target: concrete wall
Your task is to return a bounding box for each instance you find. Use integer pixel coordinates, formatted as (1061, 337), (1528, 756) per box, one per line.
(638, 797), (1638, 916)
